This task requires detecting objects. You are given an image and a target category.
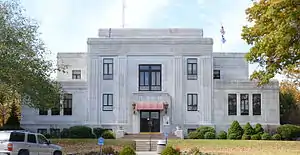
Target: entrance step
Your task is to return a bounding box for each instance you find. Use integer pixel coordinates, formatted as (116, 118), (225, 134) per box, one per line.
(122, 133), (179, 139)
(135, 140), (158, 152)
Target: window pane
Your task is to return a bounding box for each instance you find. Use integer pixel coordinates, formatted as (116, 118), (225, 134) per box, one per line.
(108, 64), (113, 74)
(187, 58), (197, 63)
(103, 58), (113, 63)
(192, 64), (197, 74)
(187, 64), (192, 74)
(156, 72), (160, 85)
(139, 72), (144, 85)
(144, 72), (149, 86)
(193, 95), (197, 105)
(103, 95), (107, 105)
(104, 64), (108, 74)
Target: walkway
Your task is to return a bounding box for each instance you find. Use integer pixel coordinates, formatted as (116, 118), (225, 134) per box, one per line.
(136, 151), (158, 155)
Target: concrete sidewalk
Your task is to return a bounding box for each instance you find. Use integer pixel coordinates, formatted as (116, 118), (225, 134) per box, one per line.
(136, 151), (158, 155)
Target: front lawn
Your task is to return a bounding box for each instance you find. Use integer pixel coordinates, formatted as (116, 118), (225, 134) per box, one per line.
(169, 139), (300, 155)
(51, 139), (135, 154)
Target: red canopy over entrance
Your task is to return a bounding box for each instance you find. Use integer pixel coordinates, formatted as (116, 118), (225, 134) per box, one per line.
(135, 102), (165, 110)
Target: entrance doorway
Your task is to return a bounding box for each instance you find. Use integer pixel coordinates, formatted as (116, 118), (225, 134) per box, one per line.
(140, 111), (160, 132)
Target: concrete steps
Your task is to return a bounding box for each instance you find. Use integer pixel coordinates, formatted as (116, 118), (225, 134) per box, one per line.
(135, 140), (158, 152)
(123, 133), (179, 139)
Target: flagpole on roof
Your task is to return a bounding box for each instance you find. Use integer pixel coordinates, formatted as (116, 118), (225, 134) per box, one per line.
(220, 22), (226, 52)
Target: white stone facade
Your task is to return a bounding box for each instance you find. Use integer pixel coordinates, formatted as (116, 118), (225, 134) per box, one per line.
(20, 28), (280, 135)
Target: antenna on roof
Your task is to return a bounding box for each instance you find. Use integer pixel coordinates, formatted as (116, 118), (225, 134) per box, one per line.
(122, 0), (126, 28)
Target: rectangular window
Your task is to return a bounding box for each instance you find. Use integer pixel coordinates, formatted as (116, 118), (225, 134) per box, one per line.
(213, 70), (220, 79)
(27, 134), (37, 143)
(72, 70), (81, 79)
(39, 108), (48, 115)
(139, 64), (162, 91)
(228, 94), (237, 115)
(103, 58), (113, 80)
(240, 94), (249, 115)
(187, 58), (198, 80)
(187, 94), (198, 111)
(50, 129), (60, 138)
(51, 104), (60, 115)
(103, 94), (113, 111)
(253, 94), (261, 115)
(63, 94), (72, 115)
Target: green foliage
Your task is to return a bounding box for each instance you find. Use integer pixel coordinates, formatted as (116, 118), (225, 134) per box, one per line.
(204, 132), (215, 139)
(188, 147), (201, 155)
(242, 134), (251, 140)
(188, 131), (201, 139)
(60, 128), (70, 138)
(261, 133), (271, 140)
(272, 134), (281, 140)
(161, 146), (180, 155)
(243, 122), (254, 136)
(217, 131), (227, 139)
(0, 0), (65, 109)
(44, 133), (50, 139)
(69, 126), (94, 138)
(228, 133), (238, 140)
(93, 128), (106, 138)
(1, 104), (21, 130)
(119, 146), (136, 155)
(228, 121), (243, 139)
(254, 123), (264, 135)
(277, 124), (300, 140)
(241, 0), (300, 86)
(196, 126), (216, 139)
(251, 134), (261, 140)
(101, 130), (115, 139)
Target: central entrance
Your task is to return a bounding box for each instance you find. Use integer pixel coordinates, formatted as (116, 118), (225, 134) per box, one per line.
(140, 110), (160, 132)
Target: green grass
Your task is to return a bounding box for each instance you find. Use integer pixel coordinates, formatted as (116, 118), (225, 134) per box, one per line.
(168, 139), (300, 155)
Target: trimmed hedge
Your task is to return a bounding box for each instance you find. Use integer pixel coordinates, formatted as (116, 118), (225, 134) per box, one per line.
(261, 133), (271, 140)
(272, 134), (281, 140)
(251, 134), (261, 140)
(228, 121), (243, 140)
(119, 146), (136, 155)
(69, 126), (94, 138)
(276, 124), (300, 140)
(217, 131), (227, 139)
(204, 132), (215, 139)
(102, 130), (115, 139)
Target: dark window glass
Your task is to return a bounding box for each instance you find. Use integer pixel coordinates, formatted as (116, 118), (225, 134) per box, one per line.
(72, 70), (81, 79)
(103, 94), (113, 111)
(138, 64), (162, 91)
(37, 129), (47, 135)
(240, 94), (249, 115)
(50, 129), (60, 138)
(228, 94), (237, 115)
(103, 58), (113, 80)
(9, 132), (25, 142)
(213, 70), (220, 79)
(39, 108), (48, 115)
(187, 94), (198, 111)
(63, 93), (72, 115)
(253, 94), (261, 115)
(187, 58), (197, 80)
(51, 104), (60, 115)
(27, 134), (37, 143)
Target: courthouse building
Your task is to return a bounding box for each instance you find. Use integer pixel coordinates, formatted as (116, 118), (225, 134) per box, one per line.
(20, 28), (280, 136)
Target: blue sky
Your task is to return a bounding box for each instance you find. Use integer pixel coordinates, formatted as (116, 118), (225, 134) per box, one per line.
(21, 0), (265, 77)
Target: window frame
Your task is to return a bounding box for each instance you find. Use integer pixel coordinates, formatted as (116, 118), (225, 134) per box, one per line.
(51, 104), (60, 115)
(240, 94), (249, 115)
(228, 94), (237, 115)
(27, 133), (37, 144)
(187, 58), (198, 80)
(103, 58), (114, 80)
(252, 94), (262, 115)
(102, 94), (113, 111)
(138, 64), (162, 91)
(63, 93), (72, 115)
(72, 70), (81, 79)
(213, 69), (221, 79)
(187, 93), (198, 111)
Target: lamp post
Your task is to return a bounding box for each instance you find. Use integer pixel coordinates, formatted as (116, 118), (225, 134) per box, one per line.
(147, 118), (153, 151)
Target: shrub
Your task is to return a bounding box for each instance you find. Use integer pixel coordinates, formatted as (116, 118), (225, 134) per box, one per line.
(188, 131), (201, 139)
(217, 131), (227, 139)
(243, 122), (254, 135)
(242, 134), (251, 140)
(119, 146), (136, 155)
(196, 126), (216, 139)
(228, 133), (238, 140)
(188, 147), (201, 154)
(161, 146), (180, 155)
(228, 121), (243, 139)
(272, 134), (281, 140)
(254, 123), (264, 135)
(93, 128), (106, 138)
(44, 133), (51, 139)
(204, 132), (215, 139)
(102, 146), (117, 154)
(60, 128), (70, 138)
(251, 134), (261, 140)
(101, 130), (115, 139)
(276, 124), (300, 140)
(69, 126), (94, 138)
(261, 132), (271, 140)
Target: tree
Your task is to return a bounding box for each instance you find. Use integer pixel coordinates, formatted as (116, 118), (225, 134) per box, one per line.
(0, 0), (64, 109)
(241, 0), (300, 85)
(279, 81), (300, 124)
(2, 103), (21, 130)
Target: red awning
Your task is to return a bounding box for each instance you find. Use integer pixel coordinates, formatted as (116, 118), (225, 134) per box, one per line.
(135, 102), (164, 110)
